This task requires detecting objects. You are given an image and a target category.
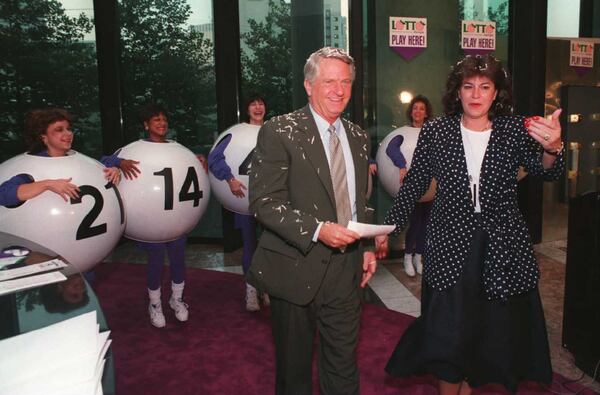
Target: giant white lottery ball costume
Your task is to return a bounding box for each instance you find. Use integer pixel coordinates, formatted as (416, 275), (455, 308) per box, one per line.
(208, 123), (260, 215)
(376, 126), (436, 201)
(117, 140), (210, 242)
(0, 151), (125, 272)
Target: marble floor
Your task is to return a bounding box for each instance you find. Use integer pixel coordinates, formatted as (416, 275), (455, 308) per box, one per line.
(104, 199), (600, 393)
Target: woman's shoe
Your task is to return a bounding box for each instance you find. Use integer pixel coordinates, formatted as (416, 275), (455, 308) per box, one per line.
(404, 253), (415, 277)
(414, 254), (423, 275)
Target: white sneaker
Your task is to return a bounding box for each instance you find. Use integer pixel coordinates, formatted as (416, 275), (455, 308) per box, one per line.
(404, 253), (416, 277)
(246, 284), (260, 312)
(148, 301), (166, 328)
(414, 254), (423, 275)
(262, 292), (270, 307)
(169, 296), (189, 322)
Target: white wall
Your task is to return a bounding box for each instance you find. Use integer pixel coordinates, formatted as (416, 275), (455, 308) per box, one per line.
(547, 0), (580, 38)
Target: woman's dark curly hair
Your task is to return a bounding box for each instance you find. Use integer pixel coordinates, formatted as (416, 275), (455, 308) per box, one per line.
(442, 55), (513, 119)
(243, 93), (267, 123)
(138, 103), (169, 125)
(23, 108), (73, 154)
(406, 95), (433, 126)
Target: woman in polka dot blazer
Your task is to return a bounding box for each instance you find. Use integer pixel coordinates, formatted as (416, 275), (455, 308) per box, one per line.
(384, 55), (564, 395)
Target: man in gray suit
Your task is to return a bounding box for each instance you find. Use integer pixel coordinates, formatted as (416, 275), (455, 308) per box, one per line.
(247, 47), (388, 395)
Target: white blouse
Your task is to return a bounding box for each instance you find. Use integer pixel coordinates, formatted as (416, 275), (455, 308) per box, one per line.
(460, 124), (491, 213)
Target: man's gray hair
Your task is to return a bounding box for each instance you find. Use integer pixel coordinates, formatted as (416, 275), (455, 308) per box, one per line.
(304, 47), (355, 83)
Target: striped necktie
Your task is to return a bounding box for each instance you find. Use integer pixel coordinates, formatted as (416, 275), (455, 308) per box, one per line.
(328, 124), (352, 226)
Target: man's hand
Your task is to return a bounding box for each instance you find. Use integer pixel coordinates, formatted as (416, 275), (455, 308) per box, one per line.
(227, 177), (247, 198)
(317, 222), (360, 250)
(119, 159), (141, 180)
(369, 163), (378, 176)
(374, 235), (389, 259)
(360, 251), (377, 288)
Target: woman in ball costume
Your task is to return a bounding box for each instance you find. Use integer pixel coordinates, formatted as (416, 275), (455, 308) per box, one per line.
(0, 108), (120, 206)
(102, 104), (203, 328)
(208, 93), (269, 311)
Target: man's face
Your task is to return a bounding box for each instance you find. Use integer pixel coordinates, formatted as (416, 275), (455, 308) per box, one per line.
(304, 58), (353, 124)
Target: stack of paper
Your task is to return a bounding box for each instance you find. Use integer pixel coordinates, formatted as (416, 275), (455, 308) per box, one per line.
(0, 311), (111, 395)
(0, 258), (68, 296)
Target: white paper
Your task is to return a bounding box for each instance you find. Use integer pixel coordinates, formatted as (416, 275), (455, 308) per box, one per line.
(0, 259), (68, 282)
(347, 221), (396, 238)
(0, 311), (99, 392)
(0, 311), (111, 395)
(0, 271), (67, 296)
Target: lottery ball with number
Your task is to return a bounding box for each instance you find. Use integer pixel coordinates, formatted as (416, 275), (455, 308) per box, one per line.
(117, 140), (210, 242)
(208, 123), (260, 215)
(375, 127), (435, 201)
(0, 151), (125, 272)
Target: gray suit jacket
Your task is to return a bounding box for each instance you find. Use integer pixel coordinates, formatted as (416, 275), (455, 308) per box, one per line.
(246, 105), (372, 305)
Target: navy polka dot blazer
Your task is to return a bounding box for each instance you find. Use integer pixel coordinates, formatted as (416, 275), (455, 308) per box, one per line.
(384, 114), (565, 300)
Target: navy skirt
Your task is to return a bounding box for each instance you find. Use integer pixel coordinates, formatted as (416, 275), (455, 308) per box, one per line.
(385, 223), (552, 393)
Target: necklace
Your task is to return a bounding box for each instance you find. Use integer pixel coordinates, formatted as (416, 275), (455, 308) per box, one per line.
(461, 115), (491, 132)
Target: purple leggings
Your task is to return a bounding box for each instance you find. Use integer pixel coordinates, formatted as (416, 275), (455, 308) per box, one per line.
(405, 201), (432, 255)
(235, 214), (257, 274)
(138, 236), (187, 291)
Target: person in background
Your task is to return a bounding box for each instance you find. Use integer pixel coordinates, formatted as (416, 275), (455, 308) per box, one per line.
(102, 104), (199, 328)
(385, 95), (434, 277)
(383, 55), (564, 394)
(0, 108), (120, 207)
(208, 93), (269, 311)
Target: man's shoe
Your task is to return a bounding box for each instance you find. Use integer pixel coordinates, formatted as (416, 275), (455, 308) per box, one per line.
(169, 296), (189, 322)
(149, 301), (166, 328)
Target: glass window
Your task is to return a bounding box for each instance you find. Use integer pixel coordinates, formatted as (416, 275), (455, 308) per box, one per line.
(460, 0), (509, 65)
(118, 0), (219, 237)
(119, 0), (216, 151)
(238, 0), (293, 118)
(367, 0), (509, 223)
(238, 0), (350, 118)
(0, 0), (100, 162)
(547, 0), (580, 37)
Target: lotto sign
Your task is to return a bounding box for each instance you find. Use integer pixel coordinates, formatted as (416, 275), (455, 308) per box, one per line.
(570, 40), (594, 76)
(0, 152), (125, 272)
(389, 17), (427, 60)
(461, 20), (496, 55)
(117, 140), (210, 242)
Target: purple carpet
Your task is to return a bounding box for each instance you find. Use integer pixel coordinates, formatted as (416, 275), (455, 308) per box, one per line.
(94, 262), (598, 395)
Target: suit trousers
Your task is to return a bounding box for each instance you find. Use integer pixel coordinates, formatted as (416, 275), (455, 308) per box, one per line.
(270, 248), (361, 395)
